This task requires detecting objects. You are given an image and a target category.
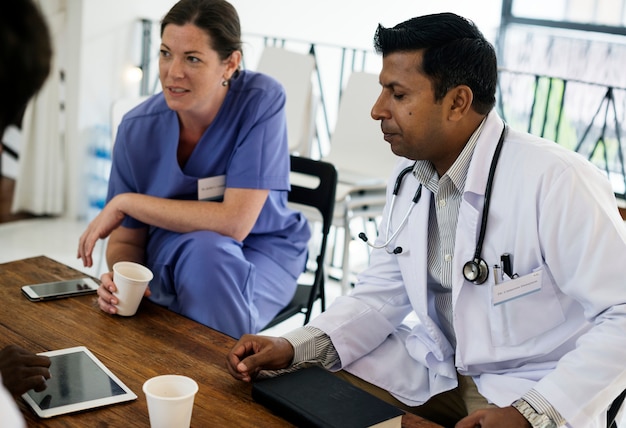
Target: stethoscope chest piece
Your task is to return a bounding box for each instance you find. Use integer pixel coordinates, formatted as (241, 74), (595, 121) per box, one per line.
(463, 257), (489, 285)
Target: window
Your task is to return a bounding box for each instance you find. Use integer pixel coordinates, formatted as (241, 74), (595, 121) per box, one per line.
(503, 0), (626, 35)
(497, 0), (626, 200)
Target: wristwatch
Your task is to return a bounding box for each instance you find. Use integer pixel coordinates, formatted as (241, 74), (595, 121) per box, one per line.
(511, 399), (557, 428)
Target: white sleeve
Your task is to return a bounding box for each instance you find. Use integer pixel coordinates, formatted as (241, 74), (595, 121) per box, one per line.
(0, 376), (25, 428)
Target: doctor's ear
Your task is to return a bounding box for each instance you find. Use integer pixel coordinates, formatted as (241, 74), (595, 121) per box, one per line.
(446, 85), (473, 121)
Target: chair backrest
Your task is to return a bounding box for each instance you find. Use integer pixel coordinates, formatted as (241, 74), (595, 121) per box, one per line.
(324, 71), (399, 184)
(256, 47), (317, 156)
(262, 155), (337, 330)
(288, 154), (337, 237)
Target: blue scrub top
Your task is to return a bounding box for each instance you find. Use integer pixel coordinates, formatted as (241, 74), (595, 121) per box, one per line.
(108, 69), (310, 275)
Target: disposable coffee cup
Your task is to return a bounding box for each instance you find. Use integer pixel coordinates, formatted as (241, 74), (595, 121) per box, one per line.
(143, 375), (198, 428)
(112, 261), (153, 316)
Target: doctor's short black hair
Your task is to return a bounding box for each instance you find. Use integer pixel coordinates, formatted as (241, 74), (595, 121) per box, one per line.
(0, 0), (52, 133)
(373, 12), (497, 115)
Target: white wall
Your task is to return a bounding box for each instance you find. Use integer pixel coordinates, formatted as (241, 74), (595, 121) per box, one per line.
(64, 0), (176, 218)
(56, 0), (501, 219)
(231, 0), (501, 49)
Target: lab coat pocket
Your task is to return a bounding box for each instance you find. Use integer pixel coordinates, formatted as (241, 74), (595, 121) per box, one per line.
(489, 265), (566, 347)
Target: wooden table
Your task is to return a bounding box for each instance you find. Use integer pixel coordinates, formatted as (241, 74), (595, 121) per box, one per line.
(0, 256), (442, 427)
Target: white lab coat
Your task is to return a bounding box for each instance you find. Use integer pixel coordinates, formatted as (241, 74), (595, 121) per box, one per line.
(309, 111), (626, 427)
(0, 375), (25, 428)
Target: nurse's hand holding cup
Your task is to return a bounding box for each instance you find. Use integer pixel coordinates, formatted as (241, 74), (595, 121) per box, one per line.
(111, 261), (153, 316)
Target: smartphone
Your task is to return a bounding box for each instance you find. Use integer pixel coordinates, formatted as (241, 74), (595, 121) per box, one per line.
(21, 278), (100, 302)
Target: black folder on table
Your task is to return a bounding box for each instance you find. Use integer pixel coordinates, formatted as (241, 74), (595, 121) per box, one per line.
(252, 365), (403, 428)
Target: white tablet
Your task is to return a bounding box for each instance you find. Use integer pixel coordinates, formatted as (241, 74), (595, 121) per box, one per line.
(21, 346), (137, 418)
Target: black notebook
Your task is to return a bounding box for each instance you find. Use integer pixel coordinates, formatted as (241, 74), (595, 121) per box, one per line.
(252, 366), (403, 428)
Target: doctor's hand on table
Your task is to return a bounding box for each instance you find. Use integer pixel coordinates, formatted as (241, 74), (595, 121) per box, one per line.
(455, 407), (531, 428)
(226, 337), (534, 428)
(226, 334), (294, 382)
(0, 345), (51, 396)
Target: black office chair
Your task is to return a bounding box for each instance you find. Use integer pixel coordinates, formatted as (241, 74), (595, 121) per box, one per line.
(262, 155), (338, 330)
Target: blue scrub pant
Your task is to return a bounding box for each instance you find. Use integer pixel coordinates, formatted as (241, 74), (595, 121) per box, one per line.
(145, 230), (299, 338)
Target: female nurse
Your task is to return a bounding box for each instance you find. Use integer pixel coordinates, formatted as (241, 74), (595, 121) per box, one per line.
(77, 0), (310, 338)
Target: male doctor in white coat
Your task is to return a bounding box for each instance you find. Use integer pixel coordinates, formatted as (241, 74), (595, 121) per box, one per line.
(227, 12), (626, 428)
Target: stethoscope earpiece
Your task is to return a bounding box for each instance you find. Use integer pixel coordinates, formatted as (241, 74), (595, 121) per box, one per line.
(359, 232), (403, 255)
(359, 167), (419, 255)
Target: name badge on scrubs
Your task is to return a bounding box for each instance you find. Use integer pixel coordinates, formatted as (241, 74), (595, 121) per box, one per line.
(198, 175), (225, 201)
(492, 270), (542, 306)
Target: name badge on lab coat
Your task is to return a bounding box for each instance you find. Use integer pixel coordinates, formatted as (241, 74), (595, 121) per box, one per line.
(492, 270), (542, 306)
(198, 175), (225, 201)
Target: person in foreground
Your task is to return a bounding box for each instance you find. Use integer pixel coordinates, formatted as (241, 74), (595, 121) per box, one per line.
(77, 0), (310, 338)
(0, 0), (53, 425)
(227, 12), (626, 428)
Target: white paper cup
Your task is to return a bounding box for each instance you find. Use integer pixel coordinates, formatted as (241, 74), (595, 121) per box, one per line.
(143, 375), (198, 428)
(112, 261), (153, 316)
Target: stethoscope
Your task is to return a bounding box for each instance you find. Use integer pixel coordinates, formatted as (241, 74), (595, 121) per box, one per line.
(358, 166), (420, 255)
(359, 123), (508, 285)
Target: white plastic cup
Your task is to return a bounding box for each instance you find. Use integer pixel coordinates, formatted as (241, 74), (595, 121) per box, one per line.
(112, 261), (153, 316)
(143, 375), (198, 428)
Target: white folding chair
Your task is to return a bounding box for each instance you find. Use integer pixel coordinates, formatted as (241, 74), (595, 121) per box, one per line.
(256, 46), (317, 156)
(292, 72), (395, 293)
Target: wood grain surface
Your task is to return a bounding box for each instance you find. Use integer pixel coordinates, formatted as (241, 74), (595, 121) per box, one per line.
(0, 256), (441, 428)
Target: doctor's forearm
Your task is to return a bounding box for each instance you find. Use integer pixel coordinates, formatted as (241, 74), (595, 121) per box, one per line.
(282, 326), (340, 369)
(521, 389), (565, 427)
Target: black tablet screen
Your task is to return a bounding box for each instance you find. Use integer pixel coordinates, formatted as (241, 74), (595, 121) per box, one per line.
(25, 350), (126, 409)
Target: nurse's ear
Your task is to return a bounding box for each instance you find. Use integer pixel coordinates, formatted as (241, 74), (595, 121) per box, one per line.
(222, 50), (242, 81)
(446, 85), (473, 122)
